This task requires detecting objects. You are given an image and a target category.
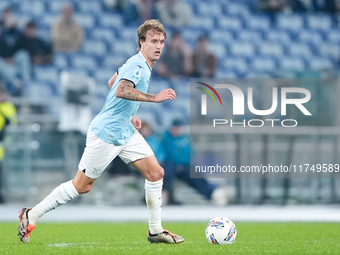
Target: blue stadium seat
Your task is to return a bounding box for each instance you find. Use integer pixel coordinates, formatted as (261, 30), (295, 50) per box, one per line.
(19, 1), (45, 17)
(173, 96), (190, 112)
(180, 27), (203, 46)
(110, 40), (137, 56)
(230, 42), (255, 58)
(225, 2), (250, 16)
(191, 16), (215, 30)
(208, 42), (227, 56)
(196, 2), (223, 17)
(53, 53), (70, 70)
(98, 13), (123, 29)
(70, 55), (98, 71)
(327, 29), (340, 44)
(0, 2), (8, 11)
(147, 79), (171, 95)
(102, 54), (126, 69)
(92, 89), (110, 114)
(278, 57), (305, 72)
(74, 14), (96, 29)
(288, 43), (312, 59)
(258, 42), (284, 58)
(209, 29), (234, 44)
(265, 29), (292, 47)
(222, 57), (248, 73)
(13, 13), (34, 29)
(92, 83), (109, 99)
(243, 15), (271, 32)
(171, 79), (190, 97)
(119, 26), (138, 40)
(48, 1), (70, 13)
(217, 16), (243, 31)
(307, 57), (333, 70)
(251, 57), (277, 72)
(91, 28), (115, 43)
(40, 14), (58, 29)
(306, 14), (332, 31)
(37, 28), (50, 42)
(298, 30), (324, 46)
(77, 1), (103, 13)
(276, 14), (304, 32)
(35, 66), (59, 83)
(24, 81), (55, 99)
(93, 69), (113, 85)
(237, 30), (263, 46)
(82, 40), (107, 56)
(137, 107), (162, 132)
(317, 43), (340, 61)
(167, 101), (190, 122)
(138, 102), (162, 118)
(63, 68), (89, 77)
(158, 107), (186, 132)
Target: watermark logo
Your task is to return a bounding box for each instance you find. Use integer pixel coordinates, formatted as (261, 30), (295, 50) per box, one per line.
(195, 80), (312, 128)
(196, 82), (222, 115)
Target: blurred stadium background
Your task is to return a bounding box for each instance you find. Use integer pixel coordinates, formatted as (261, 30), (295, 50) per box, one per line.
(0, 0), (340, 214)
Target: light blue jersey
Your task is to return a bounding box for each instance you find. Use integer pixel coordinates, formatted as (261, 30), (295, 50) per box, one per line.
(89, 52), (152, 145)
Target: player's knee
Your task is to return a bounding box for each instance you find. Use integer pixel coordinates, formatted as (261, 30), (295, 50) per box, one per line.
(147, 166), (164, 182)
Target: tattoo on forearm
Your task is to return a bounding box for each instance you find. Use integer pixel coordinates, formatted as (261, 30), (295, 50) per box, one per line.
(118, 80), (155, 102)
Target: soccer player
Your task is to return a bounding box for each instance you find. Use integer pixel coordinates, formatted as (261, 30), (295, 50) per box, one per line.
(17, 19), (184, 244)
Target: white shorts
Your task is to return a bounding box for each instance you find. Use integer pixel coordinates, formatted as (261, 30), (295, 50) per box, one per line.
(78, 130), (154, 179)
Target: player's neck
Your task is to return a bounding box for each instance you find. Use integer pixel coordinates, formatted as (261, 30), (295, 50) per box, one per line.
(139, 51), (154, 69)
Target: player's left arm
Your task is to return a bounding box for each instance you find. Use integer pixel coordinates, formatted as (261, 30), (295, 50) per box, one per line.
(131, 115), (142, 130)
(115, 79), (176, 102)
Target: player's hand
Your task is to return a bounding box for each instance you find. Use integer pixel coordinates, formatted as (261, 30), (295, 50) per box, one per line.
(154, 88), (176, 103)
(131, 115), (142, 130)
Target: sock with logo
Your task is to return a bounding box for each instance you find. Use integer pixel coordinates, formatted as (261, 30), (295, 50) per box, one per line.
(145, 179), (164, 234)
(28, 180), (79, 224)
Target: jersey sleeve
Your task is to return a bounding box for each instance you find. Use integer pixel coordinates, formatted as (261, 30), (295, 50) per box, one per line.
(120, 64), (144, 87)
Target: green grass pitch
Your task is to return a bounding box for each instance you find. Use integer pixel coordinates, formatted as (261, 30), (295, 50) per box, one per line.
(1, 222), (339, 254)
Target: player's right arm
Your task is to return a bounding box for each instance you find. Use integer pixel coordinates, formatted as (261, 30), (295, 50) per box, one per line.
(108, 72), (118, 89)
(115, 79), (176, 103)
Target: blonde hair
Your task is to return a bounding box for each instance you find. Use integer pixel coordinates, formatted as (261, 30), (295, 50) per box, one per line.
(137, 19), (166, 51)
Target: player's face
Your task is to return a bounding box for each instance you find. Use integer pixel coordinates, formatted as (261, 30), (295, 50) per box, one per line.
(140, 29), (165, 65)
